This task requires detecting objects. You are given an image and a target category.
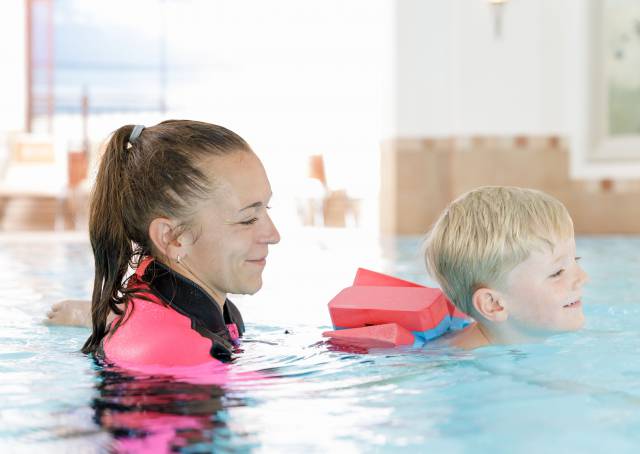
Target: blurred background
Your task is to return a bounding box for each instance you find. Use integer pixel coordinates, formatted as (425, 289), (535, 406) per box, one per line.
(0, 0), (639, 237)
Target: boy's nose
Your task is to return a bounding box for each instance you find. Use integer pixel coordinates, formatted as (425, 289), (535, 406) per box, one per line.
(574, 264), (589, 289)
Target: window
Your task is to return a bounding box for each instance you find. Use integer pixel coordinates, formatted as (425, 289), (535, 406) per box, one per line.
(27, 0), (166, 133)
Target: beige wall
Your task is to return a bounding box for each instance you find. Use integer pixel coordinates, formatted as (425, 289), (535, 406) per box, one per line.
(381, 137), (640, 235)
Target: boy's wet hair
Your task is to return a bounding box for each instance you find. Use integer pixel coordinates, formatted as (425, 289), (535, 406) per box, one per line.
(83, 120), (252, 355)
(423, 186), (574, 316)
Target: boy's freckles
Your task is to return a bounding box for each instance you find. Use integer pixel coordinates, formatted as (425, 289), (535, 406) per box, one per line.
(498, 236), (587, 334)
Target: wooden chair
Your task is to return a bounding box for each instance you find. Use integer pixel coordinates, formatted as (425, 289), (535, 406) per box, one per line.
(0, 133), (71, 230)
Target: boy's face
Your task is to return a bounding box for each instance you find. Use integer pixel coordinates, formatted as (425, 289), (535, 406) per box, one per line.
(498, 235), (588, 335)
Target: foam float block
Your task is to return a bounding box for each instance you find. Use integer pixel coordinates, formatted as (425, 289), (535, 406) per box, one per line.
(328, 286), (449, 332)
(325, 268), (471, 348)
(322, 323), (415, 348)
(353, 268), (470, 326)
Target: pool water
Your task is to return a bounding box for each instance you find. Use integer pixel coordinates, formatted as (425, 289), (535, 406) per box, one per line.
(1, 232), (640, 453)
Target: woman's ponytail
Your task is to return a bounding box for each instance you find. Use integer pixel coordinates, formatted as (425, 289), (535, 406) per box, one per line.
(81, 126), (136, 354)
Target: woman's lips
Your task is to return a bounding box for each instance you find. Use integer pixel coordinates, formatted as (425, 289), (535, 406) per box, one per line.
(247, 258), (266, 266)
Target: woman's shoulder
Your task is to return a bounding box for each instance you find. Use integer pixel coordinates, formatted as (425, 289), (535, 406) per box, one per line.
(103, 297), (216, 367)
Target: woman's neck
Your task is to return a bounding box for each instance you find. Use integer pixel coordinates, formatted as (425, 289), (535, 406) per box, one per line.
(157, 257), (227, 309)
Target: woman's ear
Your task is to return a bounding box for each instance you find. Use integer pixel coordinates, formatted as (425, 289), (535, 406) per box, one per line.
(471, 287), (508, 323)
(148, 217), (184, 259)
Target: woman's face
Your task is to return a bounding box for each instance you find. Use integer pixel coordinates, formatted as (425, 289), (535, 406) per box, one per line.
(178, 151), (280, 303)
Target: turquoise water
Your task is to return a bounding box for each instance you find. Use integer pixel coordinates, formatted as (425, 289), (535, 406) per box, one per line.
(1, 234), (640, 453)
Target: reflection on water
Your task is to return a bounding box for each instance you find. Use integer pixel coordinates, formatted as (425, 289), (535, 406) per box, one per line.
(93, 363), (239, 453)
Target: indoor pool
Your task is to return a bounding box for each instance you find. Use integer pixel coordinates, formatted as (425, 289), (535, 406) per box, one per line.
(1, 231), (640, 453)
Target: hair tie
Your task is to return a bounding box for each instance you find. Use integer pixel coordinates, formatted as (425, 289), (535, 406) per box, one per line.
(129, 125), (145, 144)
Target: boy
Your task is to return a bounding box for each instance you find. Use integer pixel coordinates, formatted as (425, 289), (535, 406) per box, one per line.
(424, 186), (588, 349)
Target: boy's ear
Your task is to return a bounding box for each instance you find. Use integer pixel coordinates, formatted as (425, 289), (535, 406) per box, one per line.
(148, 217), (187, 260)
(471, 288), (508, 322)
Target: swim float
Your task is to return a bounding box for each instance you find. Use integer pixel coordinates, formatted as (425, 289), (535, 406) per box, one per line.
(322, 268), (470, 348)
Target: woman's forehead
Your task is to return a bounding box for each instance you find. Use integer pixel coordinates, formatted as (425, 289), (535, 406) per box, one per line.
(203, 152), (271, 209)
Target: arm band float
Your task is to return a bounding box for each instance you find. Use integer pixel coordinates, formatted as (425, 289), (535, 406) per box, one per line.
(322, 268), (470, 348)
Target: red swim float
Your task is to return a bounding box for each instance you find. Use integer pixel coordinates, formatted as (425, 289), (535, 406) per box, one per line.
(323, 268), (470, 348)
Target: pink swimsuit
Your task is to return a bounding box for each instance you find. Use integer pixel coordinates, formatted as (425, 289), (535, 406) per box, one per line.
(101, 257), (244, 369)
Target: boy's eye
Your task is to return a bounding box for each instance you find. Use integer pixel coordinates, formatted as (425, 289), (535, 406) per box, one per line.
(575, 256), (582, 262)
(239, 217), (258, 226)
(549, 269), (564, 278)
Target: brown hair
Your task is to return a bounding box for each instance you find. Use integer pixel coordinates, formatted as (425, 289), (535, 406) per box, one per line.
(82, 120), (251, 354)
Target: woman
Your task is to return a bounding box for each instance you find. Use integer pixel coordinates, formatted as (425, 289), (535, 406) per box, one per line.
(52, 120), (280, 366)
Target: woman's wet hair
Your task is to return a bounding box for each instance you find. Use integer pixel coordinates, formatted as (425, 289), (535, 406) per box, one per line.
(82, 120), (251, 354)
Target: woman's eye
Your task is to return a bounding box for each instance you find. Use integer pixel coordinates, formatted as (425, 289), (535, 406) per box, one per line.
(575, 256), (582, 262)
(549, 269), (564, 278)
(239, 217), (258, 226)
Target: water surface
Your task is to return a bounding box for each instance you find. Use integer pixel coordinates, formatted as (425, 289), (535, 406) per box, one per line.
(1, 232), (639, 453)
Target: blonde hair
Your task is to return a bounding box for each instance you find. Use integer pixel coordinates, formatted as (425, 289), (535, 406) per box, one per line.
(423, 186), (574, 315)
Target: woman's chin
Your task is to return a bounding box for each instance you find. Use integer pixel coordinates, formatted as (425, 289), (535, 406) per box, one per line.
(235, 277), (263, 296)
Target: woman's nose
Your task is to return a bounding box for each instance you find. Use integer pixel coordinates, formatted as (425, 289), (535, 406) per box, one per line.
(260, 213), (280, 245)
